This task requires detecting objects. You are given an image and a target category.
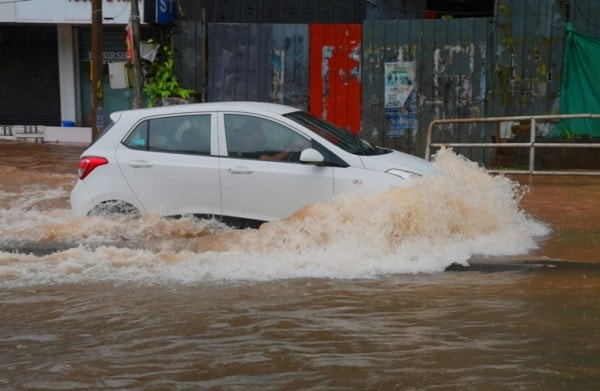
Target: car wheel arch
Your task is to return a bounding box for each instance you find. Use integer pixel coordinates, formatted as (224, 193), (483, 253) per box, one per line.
(87, 200), (140, 217)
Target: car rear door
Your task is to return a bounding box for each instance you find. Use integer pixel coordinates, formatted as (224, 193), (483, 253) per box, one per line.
(115, 113), (221, 217)
(218, 113), (335, 222)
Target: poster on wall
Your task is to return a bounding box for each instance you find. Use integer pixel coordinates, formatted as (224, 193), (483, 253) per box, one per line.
(384, 61), (417, 139)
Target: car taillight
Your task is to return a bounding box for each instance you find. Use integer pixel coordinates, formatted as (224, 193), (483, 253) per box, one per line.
(78, 156), (109, 180)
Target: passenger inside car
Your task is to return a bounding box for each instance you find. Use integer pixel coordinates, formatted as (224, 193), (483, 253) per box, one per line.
(228, 124), (289, 161)
(149, 131), (175, 151)
(224, 113), (313, 162)
(178, 127), (210, 154)
(227, 124), (260, 158)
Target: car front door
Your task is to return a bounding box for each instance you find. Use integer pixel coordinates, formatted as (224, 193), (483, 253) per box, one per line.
(218, 113), (335, 222)
(115, 114), (221, 217)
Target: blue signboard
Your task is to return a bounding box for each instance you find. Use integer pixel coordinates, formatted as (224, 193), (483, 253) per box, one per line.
(156, 0), (175, 25)
(144, 0), (176, 25)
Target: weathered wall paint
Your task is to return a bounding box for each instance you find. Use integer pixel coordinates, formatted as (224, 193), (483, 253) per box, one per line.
(489, 0), (566, 118)
(179, 0), (368, 23)
(177, 0), (599, 162)
(362, 18), (491, 157)
(207, 24), (309, 108)
(270, 24), (310, 109)
(309, 24), (362, 134)
(568, 0), (600, 36)
(207, 24), (269, 102)
(173, 20), (206, 101)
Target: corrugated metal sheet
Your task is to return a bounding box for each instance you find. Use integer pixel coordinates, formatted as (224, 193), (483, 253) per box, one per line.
(309, 24), (362, 133)
(207, 24), (309, 108)
(182, 0), (599, 163)
(173, 20), (207, 102)
(185, 0), (367, 23)
(364, 0), (428, 20)
(489, 0), (600, 119)
(270, 24), (310, 109)
(362, 18), (492, 158)
(569, 0), (600, 36)
(489, 0), (565, 118)
(207, 24), (271, 102)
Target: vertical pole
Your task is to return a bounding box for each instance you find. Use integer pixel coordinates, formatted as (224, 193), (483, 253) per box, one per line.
(130, 0), (144, 109)
(201, 7), (207, 102)
(91, 0), (103, 138)
(529, 117), (536, 176)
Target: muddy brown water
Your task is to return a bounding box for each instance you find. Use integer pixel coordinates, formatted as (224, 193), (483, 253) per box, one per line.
(0, 140), (598, 390)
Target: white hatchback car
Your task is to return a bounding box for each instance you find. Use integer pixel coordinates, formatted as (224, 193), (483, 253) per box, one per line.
(71, 102), (435, 226)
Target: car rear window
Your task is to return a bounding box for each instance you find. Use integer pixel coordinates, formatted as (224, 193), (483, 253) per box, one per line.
(89, 120), (115, 146)
(123, 114), (212, 155)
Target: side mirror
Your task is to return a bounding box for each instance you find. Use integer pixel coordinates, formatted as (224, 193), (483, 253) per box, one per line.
(299, 148), (325, 164)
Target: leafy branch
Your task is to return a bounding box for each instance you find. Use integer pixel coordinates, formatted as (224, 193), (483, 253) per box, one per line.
(143, 44), (194, 107)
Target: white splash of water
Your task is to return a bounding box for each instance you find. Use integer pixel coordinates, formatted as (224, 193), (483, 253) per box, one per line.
(0, 148), (549, 286)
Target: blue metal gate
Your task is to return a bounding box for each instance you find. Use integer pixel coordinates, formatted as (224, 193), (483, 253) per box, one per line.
(207, 24), (309, 109)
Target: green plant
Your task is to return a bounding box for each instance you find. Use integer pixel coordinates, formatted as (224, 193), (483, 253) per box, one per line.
(143, 44), (194, 107)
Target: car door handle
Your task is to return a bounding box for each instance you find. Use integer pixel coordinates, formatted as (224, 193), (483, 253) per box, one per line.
(228, 166), (254, 174)
(128, 160), (154, 168)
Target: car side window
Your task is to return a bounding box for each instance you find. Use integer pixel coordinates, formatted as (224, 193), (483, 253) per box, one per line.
(173, 115), (212, 155)
(124, 121), (149, 150)
(148, 117), (182, 152)
(123, 115), (212, 155)
(224, 114), (311, 162)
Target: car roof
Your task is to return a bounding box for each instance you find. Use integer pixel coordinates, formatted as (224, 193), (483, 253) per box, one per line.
(110, 101), (302, 122)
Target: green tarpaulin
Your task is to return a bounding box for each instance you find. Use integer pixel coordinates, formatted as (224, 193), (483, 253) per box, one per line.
(555, 23), (600, 138)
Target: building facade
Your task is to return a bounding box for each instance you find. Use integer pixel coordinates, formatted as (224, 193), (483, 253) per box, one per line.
(2, 1), (599, 159)
(0, 0), (171, 129)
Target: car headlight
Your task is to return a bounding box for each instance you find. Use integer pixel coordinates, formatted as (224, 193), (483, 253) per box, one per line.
(386, 169), (422, 180)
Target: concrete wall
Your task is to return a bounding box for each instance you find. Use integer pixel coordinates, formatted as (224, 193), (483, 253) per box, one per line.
(44, 126), (91, 144)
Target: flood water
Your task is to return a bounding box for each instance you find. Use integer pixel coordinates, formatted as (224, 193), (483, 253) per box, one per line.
(1, 140), (598, 390)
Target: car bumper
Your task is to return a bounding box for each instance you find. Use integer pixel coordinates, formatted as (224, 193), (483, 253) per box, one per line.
(70, 180), (94, 216)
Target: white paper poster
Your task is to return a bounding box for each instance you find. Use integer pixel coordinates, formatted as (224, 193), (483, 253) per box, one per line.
(384, 61), (415, 108)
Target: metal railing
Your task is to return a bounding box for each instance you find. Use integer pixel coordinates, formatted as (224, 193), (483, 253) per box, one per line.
(0, 125), (45, 142)
(425, 114), (600, 176)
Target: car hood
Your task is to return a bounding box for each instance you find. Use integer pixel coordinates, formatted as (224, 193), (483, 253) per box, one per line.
(359, 150), (437, 177)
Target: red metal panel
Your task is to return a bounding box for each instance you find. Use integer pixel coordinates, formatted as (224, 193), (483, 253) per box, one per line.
(309, 24), (362, 134)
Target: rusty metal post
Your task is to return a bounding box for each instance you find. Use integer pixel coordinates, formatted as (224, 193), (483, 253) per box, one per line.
(130, 0), (144, 109)
(91, 0), (103, 139)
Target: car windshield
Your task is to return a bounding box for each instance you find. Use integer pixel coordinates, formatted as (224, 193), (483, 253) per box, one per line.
(284, 111), (388, 156)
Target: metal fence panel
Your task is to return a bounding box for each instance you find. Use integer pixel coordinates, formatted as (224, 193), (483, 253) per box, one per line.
(271, 24), (310, 109)
(489, 0), (565, 119)
(173, 20), (207, 101)
(182, 0), (367, 23)
(362, 18), (492, 158)
(207, 24), (309, 108)
(309, 24), (362, 133)
(365, 0), (428, 20)
(570, 0), (600, 36)
(207, 24), (271, 102)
